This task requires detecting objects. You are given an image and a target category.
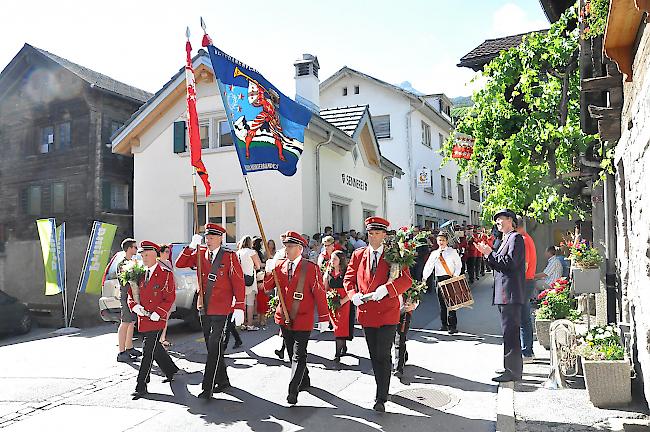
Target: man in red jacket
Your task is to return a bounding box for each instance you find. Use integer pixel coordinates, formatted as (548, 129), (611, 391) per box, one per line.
(263, 231), (329, 406)
(345, 217), (413, 412)
(175, 223), (246, 400)
(128, 241), (181, 399)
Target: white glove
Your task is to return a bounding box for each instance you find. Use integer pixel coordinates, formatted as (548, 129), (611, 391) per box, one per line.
(371, 285), (389, 301)
(189, 234), (203, 249)
(351, 293), (364, 306)
(232, 309), (245, 326)
(132, 304), (146, 317)
(318, 321), (329, 333)
(150, 312), (160, 322)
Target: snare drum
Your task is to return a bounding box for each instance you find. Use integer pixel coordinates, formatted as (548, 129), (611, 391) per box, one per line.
(438, 275), (474, 311)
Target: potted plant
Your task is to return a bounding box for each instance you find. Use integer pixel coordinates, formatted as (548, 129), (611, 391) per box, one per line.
(563, 239), (602, 294)
(576, 324), (631, 407)
(535, 278), (579, 349)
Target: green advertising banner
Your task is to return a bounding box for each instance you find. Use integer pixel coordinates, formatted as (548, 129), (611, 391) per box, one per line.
(78, 221), (117, 295)
(36, 218), (61, 296)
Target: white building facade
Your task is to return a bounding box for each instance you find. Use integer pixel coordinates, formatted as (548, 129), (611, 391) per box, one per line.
(320, 68), (482, 229)
(112, 53), (402, 246)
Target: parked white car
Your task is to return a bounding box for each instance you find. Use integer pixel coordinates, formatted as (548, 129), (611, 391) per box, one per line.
(98, 244), (201, 330)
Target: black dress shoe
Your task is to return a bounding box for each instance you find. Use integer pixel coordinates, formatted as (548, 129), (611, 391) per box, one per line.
(213, 381), (231, 393)
(274, 349), (285, 359)
(448, 327), (458, 334)
(198, 390), (212, 400)
(492, 372), (519, 382)
(373, 401), (385, 412)
(287, 394), (298, 405)
(131, 389), (147, 400)
(233, 340), (243, 349)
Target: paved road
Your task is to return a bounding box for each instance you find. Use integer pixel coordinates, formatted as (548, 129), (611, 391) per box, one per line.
(0, 275), (502, 431)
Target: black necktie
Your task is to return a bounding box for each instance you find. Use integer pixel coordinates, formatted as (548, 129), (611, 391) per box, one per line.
(288, 262), (294, 281)
(145, 270), (150, 283)
(209, 251), (214, 262)
(371, 251), (378, 275)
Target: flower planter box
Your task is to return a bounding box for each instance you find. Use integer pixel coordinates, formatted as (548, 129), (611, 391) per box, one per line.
(535, 319), (552, 349)
(571, 267), (600, 294)
(582, 358), (632, 407)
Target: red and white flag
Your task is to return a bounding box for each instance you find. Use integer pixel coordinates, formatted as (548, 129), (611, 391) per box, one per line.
(185, 34), (211, 196)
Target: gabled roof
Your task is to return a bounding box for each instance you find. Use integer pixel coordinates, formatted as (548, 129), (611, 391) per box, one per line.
(319, 105), (367, 137)
(457, 30), (548, 71)
(538, 0), (573, 23)
(7, 44), (153, 103)
(320, 66), (453, 129)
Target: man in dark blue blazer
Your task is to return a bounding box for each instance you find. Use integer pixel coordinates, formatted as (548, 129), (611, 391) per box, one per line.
(476, 209), (525, 382)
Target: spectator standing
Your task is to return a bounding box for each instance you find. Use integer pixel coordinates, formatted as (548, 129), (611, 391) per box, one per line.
(253, 237), (269, 329)
(325, 250), (354, 361)
(476, 209), (525, 382)
(516, 216), (537, 362)
(318, 236), (336, 268)
(237, 235), (262, 330)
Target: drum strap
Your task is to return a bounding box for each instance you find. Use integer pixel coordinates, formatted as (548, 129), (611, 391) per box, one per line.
(439, 254), (453, 277)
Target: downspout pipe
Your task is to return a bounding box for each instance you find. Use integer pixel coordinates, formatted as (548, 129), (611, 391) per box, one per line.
(406, 99), (426, 225)
(316, 131), (334, 234)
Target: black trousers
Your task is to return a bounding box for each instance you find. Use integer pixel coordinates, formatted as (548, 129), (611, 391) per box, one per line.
(437, 275), (457, 328)
(281, 327), (311, 397)
(498, 304), (523, 379)
(223, 312), (242, 347)
(467, 257), (480, 282)
(364, 325), (397, 403)
(136, 330), (178, 392)
(480, 257), (486, 275)
(393, 312), (412, 373)
(202, 315), (229, 392)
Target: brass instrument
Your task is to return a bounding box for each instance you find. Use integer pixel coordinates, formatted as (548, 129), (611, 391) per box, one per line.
(438, 220), (460, 247)
(544, 319), (578, 389)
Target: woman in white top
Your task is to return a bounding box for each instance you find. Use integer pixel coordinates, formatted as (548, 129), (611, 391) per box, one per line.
(423, 231), (463, 334)
(237, 235), (262, 330)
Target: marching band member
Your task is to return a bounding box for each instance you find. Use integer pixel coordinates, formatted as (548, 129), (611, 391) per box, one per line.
(262, 231), (329, 406)
(129, 241), (183, 399)
(423, 232), (462, 334)
(345, 217), (413, 413)
(175, 223), (246, 400)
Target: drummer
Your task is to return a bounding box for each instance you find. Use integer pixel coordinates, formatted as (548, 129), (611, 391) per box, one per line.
(422, 231), (463, 334)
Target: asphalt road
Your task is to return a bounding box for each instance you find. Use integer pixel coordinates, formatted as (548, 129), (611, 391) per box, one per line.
(0, 275), (502, 431)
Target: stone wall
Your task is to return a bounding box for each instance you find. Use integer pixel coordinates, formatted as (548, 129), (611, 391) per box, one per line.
(614, 22), (650, 401)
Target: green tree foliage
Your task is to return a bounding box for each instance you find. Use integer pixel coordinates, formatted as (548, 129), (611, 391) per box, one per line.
(445, 4), (597, 223)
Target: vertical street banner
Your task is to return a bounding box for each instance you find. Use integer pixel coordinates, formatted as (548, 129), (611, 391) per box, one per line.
(77, 221), (117, 295)
(36, 218), (61, 296)
(202, 38), (313, 177)
(56, 223), (66, 292)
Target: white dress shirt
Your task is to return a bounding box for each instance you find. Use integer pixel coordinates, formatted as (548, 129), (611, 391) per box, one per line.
(145, 262), (158, 282)
(206, 246), (221, 263)
(368, 244), (384, 272)
(422, 247), (462, 280)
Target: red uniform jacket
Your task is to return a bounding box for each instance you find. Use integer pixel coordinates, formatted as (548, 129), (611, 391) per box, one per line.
(263, 258), (329, 331)
(127, 263), (175, 333)
(344, 247), (412, 328)
(175, 246), (245, 316)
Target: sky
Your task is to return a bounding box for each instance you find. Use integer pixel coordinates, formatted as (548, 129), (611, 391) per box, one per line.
(0, 0), (549, 100)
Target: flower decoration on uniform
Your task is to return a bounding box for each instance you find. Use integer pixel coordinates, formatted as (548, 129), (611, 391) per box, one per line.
(118, 260), (147, 286)
(266, 295), (279, 318)
(326, 289), (342, 312)
(404, 279), (427, 304)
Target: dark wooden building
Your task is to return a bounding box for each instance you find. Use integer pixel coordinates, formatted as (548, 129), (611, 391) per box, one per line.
(0, 44), (151, 325)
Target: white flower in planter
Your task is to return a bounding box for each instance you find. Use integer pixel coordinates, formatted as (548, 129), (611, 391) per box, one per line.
(603, 331), (612, 338)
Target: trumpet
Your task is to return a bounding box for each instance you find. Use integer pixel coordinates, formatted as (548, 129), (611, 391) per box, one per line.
(234, 66), (265, 92)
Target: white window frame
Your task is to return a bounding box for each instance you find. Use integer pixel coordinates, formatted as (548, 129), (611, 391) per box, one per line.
(421, 121), (431, 148)
(190, 198), (238, 246)
(192, 114), (234, 150)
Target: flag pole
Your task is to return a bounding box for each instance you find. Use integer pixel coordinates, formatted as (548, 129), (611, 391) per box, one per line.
(242, 175), (291, 325)
(69, 222), (96, 326)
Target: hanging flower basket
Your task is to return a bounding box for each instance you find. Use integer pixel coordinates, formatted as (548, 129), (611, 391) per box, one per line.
(571, 267), (600, 294)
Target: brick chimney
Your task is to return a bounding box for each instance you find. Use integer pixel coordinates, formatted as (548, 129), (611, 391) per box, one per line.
(294, 54), (320, 113)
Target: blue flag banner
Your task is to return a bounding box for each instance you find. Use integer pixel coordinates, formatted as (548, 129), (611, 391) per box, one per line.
(205, 44), (313, 176)
(77, 221), (117, 295)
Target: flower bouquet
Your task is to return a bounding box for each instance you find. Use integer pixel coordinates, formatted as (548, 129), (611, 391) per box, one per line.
(384, 226), (430, 281)
(266, 295), (279, 318)
(326, 289), (342, 312)
(118, 260), (149, 316)
(536, 277), (579, 321)
(404, 279), (427, 304)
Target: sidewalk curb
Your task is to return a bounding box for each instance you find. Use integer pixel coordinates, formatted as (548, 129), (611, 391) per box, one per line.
(496, 381), (515, 432)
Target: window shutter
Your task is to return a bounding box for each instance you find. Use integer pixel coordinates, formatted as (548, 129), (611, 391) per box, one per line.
(102, 181), (111, 210)
(372, 115), (390, 139)
(173, 121), (187, 153)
